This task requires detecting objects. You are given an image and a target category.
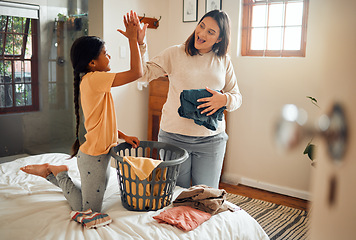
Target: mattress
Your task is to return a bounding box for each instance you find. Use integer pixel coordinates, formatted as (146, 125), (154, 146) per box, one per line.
(0, 153), (269, 240)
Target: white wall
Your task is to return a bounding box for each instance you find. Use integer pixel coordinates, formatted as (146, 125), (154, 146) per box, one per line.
(222, 0), (315, 199)
(95, 0), (356, 201)
(222, 0), (355, 201)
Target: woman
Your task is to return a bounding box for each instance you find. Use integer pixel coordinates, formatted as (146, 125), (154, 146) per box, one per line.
(138, 10), (242, 189)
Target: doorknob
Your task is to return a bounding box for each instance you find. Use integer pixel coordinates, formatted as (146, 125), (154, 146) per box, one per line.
(275, 102), (348, 163)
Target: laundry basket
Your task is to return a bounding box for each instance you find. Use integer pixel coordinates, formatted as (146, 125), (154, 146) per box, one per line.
(110, 141), (188, 211)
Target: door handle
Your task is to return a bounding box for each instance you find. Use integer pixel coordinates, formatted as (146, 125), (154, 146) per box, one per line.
(275, 102), (348, 163)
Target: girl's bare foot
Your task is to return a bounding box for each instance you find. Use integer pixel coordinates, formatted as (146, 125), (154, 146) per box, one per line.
(48, 165), (69, 176)
(20, 163), (51, 178)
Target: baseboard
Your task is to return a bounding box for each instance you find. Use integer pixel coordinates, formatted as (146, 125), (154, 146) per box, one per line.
(221, 173), (311, 201)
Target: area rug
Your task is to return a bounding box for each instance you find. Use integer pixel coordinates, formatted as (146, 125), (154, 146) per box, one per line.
(226, 193), (310, 240)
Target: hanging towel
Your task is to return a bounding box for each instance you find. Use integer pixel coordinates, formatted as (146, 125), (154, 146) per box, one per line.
(178, 89), (226, 131)
(153, 206), (211, 231)
(70, 209), (112, 229)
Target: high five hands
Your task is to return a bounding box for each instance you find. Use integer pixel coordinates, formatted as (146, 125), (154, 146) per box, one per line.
(117, 10), (148, 45)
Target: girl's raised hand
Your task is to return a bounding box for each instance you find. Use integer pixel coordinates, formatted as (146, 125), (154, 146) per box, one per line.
(130, 11), (149, 43)
(117, 10), (138, 40)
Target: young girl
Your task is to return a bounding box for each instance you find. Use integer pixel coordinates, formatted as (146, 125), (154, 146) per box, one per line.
(137, 10), (242, 189)
(20, 11), (142, 213)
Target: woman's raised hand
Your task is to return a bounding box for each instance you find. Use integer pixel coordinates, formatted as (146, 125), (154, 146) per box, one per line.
(137, 21), (148, 45)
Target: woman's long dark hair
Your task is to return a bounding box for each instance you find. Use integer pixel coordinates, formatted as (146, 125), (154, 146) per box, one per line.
(185, 10), (231, 57)
(69, 36), (104, 158)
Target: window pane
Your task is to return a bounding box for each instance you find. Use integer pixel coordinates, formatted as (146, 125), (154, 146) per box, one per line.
(5, 85), (13, 107)
(5, 34), (14, 55)
(267, 27), (282, 50)
(4, 61), (11, 82)
(7, 16), (13, 32)
(24, 61), (31, 83)
(25, 34), (32, 59)
(25, 83), (32, 105)
(15, 83), (25, 106)
(251, 28), (266, 50)
(13, 34), (23, 55)
(0, 16), (6, 31)
(0, 85), (4, 107)
(13, 17), (24, 33)
(268, 3), (284, 27)
(285, 2), (304, 26)
(15, 83), (24, 93)
(28, 20), (32, 34)
(284, 26), (302, 50)
(0, 32), (3, 55)
(0, 61), (4, 83)
(14, 61), (24, 82)
(252, 5), (267, 27)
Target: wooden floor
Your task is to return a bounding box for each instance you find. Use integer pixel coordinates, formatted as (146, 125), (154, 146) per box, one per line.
(219, 182), (309, 211)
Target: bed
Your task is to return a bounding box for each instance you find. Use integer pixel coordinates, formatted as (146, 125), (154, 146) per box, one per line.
(0, 153), (269, 240)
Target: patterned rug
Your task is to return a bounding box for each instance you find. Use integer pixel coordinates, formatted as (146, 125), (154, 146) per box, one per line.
(226, 193), (310, 240)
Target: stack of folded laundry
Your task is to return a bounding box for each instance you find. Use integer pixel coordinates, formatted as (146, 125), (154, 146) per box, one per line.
(153, 185), (238, 231)
(70, 209), (112, 229)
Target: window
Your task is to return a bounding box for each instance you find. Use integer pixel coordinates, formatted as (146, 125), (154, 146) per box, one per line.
(241, 0), (309, 57)
(0, 2), (39, 114)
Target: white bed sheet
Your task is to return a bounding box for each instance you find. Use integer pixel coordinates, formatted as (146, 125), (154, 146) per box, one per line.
(0, 153), (269, 240)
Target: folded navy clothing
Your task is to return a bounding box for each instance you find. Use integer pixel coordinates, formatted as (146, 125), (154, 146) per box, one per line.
(178, 89), (226, 131)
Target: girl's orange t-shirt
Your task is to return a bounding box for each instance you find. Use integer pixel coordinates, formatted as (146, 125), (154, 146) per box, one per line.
(79, 71), (118, 156)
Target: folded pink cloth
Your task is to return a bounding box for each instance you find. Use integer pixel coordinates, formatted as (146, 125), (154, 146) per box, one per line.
(70, 209), (112, 229)
(153, 206), (211, 231)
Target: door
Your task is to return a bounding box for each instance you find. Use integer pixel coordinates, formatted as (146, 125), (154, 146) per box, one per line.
(309, 1), (356, 239)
